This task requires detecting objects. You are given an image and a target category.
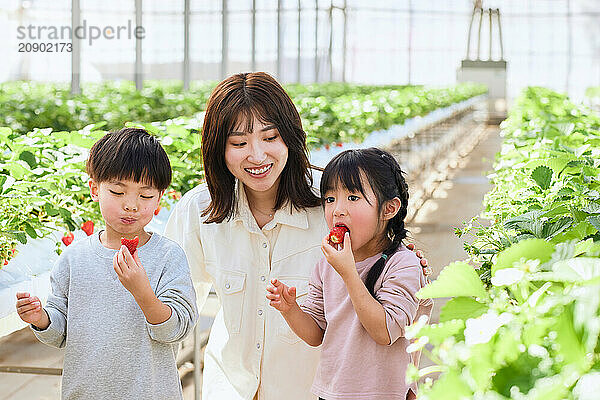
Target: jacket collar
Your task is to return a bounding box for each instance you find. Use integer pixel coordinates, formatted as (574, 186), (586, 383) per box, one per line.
(232, 180), (309, 232)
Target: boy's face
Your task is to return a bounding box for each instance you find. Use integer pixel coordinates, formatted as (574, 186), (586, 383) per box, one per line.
(88, 178), (164, 237)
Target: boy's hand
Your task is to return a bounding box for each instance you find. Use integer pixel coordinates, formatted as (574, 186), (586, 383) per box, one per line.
(15, 292), (49, 330)
(113, 246), (153, 301)
(266, 279), (298, 314)
(321, 232), (356, 280)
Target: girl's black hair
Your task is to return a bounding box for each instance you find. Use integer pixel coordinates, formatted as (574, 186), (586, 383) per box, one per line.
(320, 148), (409, 299)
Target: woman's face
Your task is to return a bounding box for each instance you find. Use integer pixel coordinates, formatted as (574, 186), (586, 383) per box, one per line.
(224, 116), (289, 198)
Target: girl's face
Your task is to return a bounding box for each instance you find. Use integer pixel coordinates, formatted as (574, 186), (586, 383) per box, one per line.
(89, 178), (163, 239)
(323, 173), (388, 262)
(224, 116), (289, 200)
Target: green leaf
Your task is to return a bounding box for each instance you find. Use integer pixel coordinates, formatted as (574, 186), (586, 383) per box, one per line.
(588, 215), (600, 231)
(15, 232), (27, 244)
(417, 319), (465, 345)
(551, 221), (597, 243)
(582, 202), (600, 214)
(541, 217), (572, 239)
(531, 165), (552, 190)
(553, 307), (587, 369)
(417, 262), (488, 300)
(551, 257), (600, 284)
(423, 370), (472, 400)
(439, 297), (488, 323)
(18, 150), (37, 169)
(493, 239), (555, 275)
(23, 222), (38, 239)
(504, 211), (545, 237)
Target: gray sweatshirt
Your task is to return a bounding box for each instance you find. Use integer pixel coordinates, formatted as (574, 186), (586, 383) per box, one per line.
(32, 230), (198, 400)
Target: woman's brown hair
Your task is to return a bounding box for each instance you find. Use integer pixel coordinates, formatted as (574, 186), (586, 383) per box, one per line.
(201, 72), (320, 223)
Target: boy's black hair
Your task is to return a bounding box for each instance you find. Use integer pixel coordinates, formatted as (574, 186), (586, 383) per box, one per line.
(320, 148), (410, 299)
(86, 127), (172, 191)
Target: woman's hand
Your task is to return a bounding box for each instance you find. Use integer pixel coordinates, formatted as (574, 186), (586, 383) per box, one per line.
(321, 232), (357, 280)
(266, 278), (298, 314)
(406, 243), (433, 276)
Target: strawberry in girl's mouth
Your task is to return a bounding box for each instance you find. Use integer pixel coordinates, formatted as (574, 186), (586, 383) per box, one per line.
(120, 236), (139, 255)
(328, 225), (349, 245)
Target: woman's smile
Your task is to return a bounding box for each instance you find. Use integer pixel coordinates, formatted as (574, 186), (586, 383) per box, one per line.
(244, 163), (273, 177)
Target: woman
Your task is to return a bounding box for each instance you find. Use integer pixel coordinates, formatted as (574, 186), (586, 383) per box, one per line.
(164, 72), (428, 400)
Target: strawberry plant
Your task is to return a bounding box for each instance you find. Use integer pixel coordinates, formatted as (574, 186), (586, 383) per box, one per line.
(411, 87), (600, 398)
(456, 87), (600, 285)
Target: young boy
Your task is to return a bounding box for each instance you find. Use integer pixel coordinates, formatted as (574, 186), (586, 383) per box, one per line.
(15, 127), (198, 400)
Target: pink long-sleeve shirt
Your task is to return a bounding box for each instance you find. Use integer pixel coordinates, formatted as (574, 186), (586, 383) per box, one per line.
(300, 246), (433, 400)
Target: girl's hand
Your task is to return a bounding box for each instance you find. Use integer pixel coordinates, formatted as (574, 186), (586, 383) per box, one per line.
(15, 292), (49, 329)
(113, 246), (153, 301)
(266, 278), (298, 313)
(321, 232), (356, 279)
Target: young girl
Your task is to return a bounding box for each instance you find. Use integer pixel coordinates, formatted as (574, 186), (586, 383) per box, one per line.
(267, 148), (433, 400)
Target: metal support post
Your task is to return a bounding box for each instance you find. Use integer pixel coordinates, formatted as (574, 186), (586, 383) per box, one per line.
(135, 0), (143, 90)
(314, 0), (319, 82)
(277, 0), (283, 79)
(71, 0), (80, 94)
(341, 0), (347, 82)
(221, 0), (228, 79)
(251, 0), (256, 71)
(328, 1), (333, 81)
(297, 0), (301, 82)
(183, 0), (190, 90)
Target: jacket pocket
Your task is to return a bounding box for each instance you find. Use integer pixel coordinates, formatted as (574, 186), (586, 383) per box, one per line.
(216, 270), (247, 334)
(275, 276), (310, 344)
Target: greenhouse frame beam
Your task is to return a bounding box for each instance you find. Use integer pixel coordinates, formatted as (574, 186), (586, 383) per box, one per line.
(251, 0), (256, 71)
(71, 0), (80, 94)
(135, 0), (143, 90)
(221, 0), (228, 79)
(342, 0), (347, 82)
(314, 0), (319, 82)
(277, 0), (283, 79)
(297, 0), (301, 82)
(408, 0), (413, 83)
(328, 1), (333, 81)
(183, 0), (190, 90)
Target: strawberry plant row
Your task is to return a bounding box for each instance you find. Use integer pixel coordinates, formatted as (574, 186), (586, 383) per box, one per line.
(0, 81), (411, 135)
(408, 87), (600, 399)
(0, 80), (485, 144)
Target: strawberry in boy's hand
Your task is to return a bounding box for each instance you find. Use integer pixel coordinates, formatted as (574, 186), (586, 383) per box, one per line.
(120, 236), (139, 255)
(81, 220), (94, 236)
(62, 232), (74, 246)
(328, 226), (349, 245)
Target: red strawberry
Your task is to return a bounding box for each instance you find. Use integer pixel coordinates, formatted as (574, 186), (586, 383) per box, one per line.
(167, 189), (182, 200)
(336, 142), (343, 147)
(324, 144), (330, 150)
(10, 248), (16, 257)
(81, 220), (94, 236)
(328, 226), (349, 245)
(154, 205), (162, 216)
(121, 236), (139, 255)
(62, 232), (74, 246)
(3, 259), (8, 266)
